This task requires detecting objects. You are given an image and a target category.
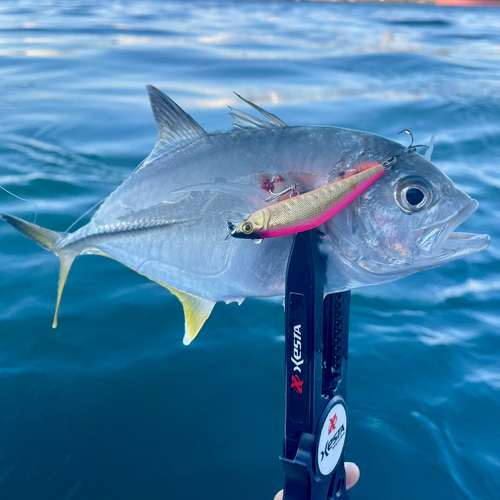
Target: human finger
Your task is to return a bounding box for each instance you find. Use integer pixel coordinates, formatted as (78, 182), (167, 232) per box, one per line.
(273, 461), (360, 500)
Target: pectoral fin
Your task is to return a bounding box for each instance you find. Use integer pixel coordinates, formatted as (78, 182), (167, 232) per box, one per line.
(166, 286), (216, 345)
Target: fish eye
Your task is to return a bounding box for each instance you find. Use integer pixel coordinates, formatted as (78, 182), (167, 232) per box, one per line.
(405, 187), (424, 206)
(396, 177), (434, 213)
(242, 222), (253, 234)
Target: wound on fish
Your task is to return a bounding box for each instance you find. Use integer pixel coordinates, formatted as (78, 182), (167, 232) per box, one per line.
(258, 173), (286, 193)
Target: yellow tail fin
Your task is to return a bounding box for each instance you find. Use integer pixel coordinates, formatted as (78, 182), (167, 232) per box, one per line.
(52, 251), (77, 328)
(1, 214), (77, 328)
(2, 214), (217, 342)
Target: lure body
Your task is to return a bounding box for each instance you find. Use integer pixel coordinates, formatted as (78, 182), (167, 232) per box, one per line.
(231, 164), (385, 239)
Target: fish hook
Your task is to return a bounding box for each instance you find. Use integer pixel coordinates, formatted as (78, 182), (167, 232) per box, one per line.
(265, 183), (300, 202)
(398, 129), (429, 155)
(225, 220), (237, 241)
(382, 129), (429, 170)
(398, 128), (414, 148)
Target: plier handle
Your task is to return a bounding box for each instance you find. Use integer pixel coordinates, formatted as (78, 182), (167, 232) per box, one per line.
(281, 230), (350, 500)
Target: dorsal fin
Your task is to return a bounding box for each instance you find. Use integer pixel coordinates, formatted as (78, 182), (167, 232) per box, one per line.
(424, 134), (435, 161)
(230, 93), (287, 131)
(229, 107), (274, 131)
(145, 85), (206, 163)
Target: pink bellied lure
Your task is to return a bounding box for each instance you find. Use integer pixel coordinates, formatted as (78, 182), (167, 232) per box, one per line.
(228, 162), (386, 240)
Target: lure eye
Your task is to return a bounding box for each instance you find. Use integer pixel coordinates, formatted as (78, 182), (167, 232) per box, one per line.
(242, 222), (253, 234)
(396, 177), (434, 213)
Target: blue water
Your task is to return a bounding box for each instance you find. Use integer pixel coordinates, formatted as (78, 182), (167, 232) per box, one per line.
(0, 1), (499, 499)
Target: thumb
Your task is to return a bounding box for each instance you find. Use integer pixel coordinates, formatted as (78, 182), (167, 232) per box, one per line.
(273, 462), (360, 500)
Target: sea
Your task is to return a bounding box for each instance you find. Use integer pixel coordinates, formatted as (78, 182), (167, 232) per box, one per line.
(0, 1), (499, 499)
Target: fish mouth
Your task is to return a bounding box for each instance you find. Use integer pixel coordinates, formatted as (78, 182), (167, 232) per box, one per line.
(426, 199), (490, 263)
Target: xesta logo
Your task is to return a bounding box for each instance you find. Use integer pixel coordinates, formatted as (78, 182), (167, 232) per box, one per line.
(320, 424), (345, 462)
(290, 324), (304, 396)
(317, 403), (347, 476)
(291, 324), (304, 372)
(290, 374), (303, 394)
(328, 414), (337, 435)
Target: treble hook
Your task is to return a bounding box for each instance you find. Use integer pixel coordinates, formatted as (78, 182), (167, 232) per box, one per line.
(398, 129), (428, 154)
(382, 129), (429, 170)
(265, 183), (300, 202)
(398, 129), (414, 148)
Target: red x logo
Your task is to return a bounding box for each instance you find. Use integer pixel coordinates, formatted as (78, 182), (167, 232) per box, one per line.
(290, 375), (303, 394)
(328, 414), (338, 435)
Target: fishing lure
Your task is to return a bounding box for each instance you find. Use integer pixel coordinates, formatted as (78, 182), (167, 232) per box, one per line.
(228, 162), (387, 240)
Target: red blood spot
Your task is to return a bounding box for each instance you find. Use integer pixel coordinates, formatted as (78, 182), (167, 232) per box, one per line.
(260, 176), (274, 191)
(259, 173), (286, 192)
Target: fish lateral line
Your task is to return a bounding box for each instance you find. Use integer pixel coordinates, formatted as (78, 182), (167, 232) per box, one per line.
(0, 211), (204, 330)
(76, 215), (203, 241)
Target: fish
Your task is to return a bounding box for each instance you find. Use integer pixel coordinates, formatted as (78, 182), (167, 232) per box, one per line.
(229, 163), (385, 240)
(1, 85), (490, 345)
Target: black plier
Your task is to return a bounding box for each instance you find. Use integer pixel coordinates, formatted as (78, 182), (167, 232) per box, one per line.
(281, 230), (350, 500)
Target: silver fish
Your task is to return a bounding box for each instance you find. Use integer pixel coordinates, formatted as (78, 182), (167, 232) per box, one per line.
(1, 86), (490, 344)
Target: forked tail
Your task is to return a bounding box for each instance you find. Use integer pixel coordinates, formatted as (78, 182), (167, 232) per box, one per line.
(2, 213), (217, 344)
(1, 214), (78, 328)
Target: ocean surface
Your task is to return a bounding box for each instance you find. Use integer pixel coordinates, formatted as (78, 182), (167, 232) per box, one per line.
(0, 1), (499, 499)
